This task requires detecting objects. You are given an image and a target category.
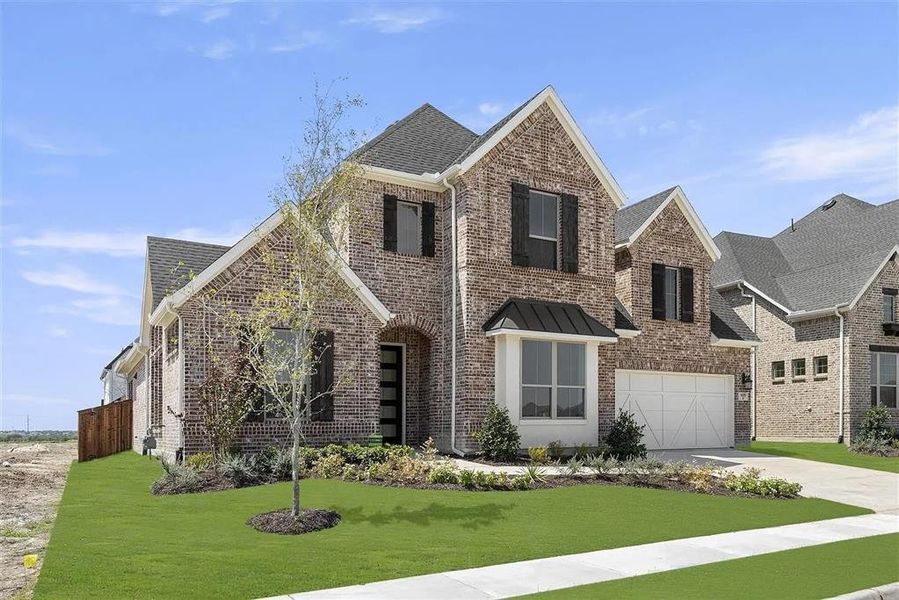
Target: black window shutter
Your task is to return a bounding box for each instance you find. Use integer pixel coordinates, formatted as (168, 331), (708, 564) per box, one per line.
(561, 193), (578, 273)
(383, 195), (398, 252)
(680, 267), (694, 323)
(311, 330), (334, 422)
(651, 263), (666, 321)
(511, 182), (530, 266)
(421, 201), (435, 257)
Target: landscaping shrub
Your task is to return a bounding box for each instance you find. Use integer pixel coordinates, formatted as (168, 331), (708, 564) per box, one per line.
(528, 446), (549, 464)
(605, 409), (647, 460)
(420, 437), (438, 461)
(587, 454), (619, 476)
(574, 443), (592, 459)
(852, 407), (898, 456)
(261, 446), (293, 480)
(679, 464), (719, 492)
(723, 467), (802, 497)
(314, 453), (346, 479)
(519, 464), (547, 485)
(152, 457), (205, 495)
(223, 453), (261, 487)
(184, 452), (214, 472)
(474, 404), (521, 462)
(427, 463), (460, 485)
(547, 440), (564, 461)
(565, 457), (584, 475)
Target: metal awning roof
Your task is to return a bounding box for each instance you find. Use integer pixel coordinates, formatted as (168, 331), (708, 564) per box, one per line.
(482, 298), (617, 340)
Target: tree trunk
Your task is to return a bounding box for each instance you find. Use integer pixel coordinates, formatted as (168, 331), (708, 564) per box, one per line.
(291, 432), (301, 517)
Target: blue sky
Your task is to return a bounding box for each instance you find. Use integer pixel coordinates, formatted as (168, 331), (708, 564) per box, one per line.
(2, 2), (896, 430)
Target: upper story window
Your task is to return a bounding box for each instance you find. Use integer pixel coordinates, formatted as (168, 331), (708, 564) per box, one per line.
(814, 356), (828, 376)
(521, 339), (585, 419)
(871, 351), (897, 408)
(510, 182), (578, 273)
(652, 263), (694, 322)
(772, 361), (785, 380)
(664, 267), (680, 320)
(792, 358), (806, 378)
(884, 292), (896, 324)
(527, 190), (559, 270)
(383, 195), (435, 257)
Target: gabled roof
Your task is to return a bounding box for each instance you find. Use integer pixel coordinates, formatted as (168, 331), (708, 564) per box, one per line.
(710, 289), (759, 343)
(355, 104), (477, 175)
(483, 298), (616, 340)
(712, 195), (899, 316)
(146, 236), (230, 312)
(615, 186), (721, 261)
(358, 86), (627, 208)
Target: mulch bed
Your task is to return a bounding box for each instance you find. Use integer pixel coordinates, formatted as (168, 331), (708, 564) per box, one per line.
(247, 508), (341, 535)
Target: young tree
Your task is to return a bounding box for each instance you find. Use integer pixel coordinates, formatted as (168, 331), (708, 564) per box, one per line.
(196, 347), (256, 462)
(231, 83), (365, 518)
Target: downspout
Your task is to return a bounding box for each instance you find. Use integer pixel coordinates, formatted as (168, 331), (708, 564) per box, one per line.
(835, 308), (845, 444)
(442, 168), (464, 457)
(178, 316), (185, 456)
(737, 283), (757, 440)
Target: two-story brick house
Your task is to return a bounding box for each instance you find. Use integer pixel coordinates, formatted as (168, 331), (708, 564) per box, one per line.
(713, 194), (898, 442)
(113, 86), (757, 458)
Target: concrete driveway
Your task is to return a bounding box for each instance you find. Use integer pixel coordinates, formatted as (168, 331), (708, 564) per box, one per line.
(649, 448), (899, 513)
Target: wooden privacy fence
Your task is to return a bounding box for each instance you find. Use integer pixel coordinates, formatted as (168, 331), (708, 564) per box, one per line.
(77, 399), (133, 462)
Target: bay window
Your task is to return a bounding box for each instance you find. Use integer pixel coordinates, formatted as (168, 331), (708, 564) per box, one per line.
(521, 340), (585, 419)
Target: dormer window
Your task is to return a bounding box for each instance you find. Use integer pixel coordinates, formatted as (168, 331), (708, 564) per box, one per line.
(383, 195), (435, 257)
(397, 201), (421, 255)
(651, 263), (694, 322)
(510, 182), (579, 273)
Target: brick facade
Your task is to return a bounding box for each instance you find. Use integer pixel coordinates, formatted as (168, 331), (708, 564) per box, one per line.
(137, 98), (752, 457)
(721, 256), (899, 441)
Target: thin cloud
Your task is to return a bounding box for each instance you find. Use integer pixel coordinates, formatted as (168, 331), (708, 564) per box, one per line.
(8, 224), (246, 257)
(760, 106), (898, 185)
(202, 5), (231, 22)
(343, 6), (447, 34)
(201, 39), (236, 60)
(47, 327), (70, 338)
(4, 122), (111, 157)
(268, 30), (326, 53)
(22, 266), (128, 296)
(41, 296), (139, 327)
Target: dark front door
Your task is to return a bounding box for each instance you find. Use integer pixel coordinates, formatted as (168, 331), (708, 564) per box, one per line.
(380, 345), (403, 444)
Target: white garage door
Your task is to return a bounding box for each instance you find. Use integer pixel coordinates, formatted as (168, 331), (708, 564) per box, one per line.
(615, 370), (734, 450)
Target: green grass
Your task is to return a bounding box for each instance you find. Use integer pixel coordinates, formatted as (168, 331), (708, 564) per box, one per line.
(529, 533), (899, 599)
(745, 441), (899, 473)
(35, 453), (870, 600)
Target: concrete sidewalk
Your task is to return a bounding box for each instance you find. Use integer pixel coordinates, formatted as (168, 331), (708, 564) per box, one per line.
(264, 513), (899, 599)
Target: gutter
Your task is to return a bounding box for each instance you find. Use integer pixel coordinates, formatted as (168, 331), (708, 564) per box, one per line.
(442, 166), (465, 457)
(737, 283), (758, 440)
(835, 308), (845, 443)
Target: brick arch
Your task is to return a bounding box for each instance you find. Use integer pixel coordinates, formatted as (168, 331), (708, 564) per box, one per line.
(381, 313), (438, 339)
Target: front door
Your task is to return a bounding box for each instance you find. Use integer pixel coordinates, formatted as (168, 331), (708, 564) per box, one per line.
(380, 345), (403, 444)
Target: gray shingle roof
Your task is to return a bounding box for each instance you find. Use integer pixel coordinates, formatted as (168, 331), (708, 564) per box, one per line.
(147, 237), (230, 311)
(712, 195), (898, 312)
(615, 187), (676, 243)
(355, 103), (477, 175)
(453, 90), (540, 164)
(483, 298), (616, 339)
(710, 289), (759, 342)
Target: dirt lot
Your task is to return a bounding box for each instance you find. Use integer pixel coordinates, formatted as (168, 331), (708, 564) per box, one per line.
(0, 441), (76, 600)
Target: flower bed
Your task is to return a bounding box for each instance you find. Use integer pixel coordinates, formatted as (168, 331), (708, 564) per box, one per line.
(152, 440), (803, 499)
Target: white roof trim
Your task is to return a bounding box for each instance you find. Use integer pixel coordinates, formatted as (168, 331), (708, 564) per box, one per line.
(362, 165), (447, 192)
(443, 86), (626, 208)
(148, 209), (393, 327)
(116, 343), (148, 376)
(710, 335), (760, 349)
(485, 328), (618, 344)
(847, 244), (899, 311)
(620, 186), (721, 261)
(614, 328), (641, 338)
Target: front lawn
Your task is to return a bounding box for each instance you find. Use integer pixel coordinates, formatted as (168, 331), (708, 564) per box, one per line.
(745, 441), (899, 473)
(530, 533), (899, 599)
(36, 452), (869, 599)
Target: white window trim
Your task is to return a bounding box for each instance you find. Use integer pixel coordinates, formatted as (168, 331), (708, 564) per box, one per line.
(396, 200), (422, 256)
(772, 361), (785, 380)
(792, 358), (807, 379)
(520, 340), (586, 420)
(493, 332), (599, 448)
(871, 352), (898, 409)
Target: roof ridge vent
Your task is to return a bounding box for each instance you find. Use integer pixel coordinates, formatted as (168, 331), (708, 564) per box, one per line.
(821, 198), (838, 211)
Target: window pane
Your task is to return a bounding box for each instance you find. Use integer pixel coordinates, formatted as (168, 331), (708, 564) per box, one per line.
(381, 368), (397, 382)
(381, 423), (397, 437)
(871, 353), (878, 385)
(665, 268), (678, 319)
(381, 349), (397, 363)
(880, 354), (896, 386)
(380, 405), (397, 419)
(522, 340), (552, 385)
(772, 361), (784, 378)
(527, 237), (557, 269)
(884, 296), (895, 323)
(397, 202), (421, 255)
(814, 356), (828, 375)
(881, 387), (897, 409)
(793, 359), (806, 377)
(557, 387), (585, 418)
(522, 386), (551, 418)
(529, 191), (557, 239)
(380, 387), (396, 401)
(557, 343), (585, 386)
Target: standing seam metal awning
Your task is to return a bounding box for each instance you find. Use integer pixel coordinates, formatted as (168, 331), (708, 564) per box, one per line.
(482, 298), (617, 339)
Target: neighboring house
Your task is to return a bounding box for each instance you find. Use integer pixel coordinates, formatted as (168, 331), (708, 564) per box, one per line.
(713, 194), (899, 442)
(112, 85), (756, 459)
(100, 342), (133, 405)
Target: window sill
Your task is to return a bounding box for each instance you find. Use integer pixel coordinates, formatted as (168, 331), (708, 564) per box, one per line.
(792, 377), (807, 382)
(813, 375), (829, 381)
(519, 418), (588, 425)
(772, 378), (785, 384)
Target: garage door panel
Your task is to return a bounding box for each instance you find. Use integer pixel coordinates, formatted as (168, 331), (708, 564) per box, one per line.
(615, 370), (733, 450)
